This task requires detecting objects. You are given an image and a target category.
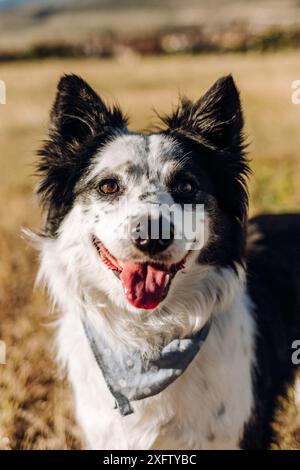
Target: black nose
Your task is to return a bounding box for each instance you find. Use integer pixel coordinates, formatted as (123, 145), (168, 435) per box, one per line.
(131, 216), (174, 255)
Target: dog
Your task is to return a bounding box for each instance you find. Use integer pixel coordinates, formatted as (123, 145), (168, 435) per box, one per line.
(35, 73), (300, 449)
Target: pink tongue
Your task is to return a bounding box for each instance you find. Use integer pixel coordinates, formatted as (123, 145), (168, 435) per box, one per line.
(120, 262), (168, 310)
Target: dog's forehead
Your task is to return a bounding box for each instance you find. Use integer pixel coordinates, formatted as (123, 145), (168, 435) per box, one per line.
(89, 132), (182, 180)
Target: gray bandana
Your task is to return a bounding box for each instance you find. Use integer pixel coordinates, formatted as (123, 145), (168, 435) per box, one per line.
(82, 316), (211, 416)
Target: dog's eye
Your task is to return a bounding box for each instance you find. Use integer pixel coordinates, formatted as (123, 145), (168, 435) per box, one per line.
(99, 179), (120, 195)
(175, 180), (195, 194)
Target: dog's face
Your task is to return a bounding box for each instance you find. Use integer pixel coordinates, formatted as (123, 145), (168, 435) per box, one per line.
(38, 74), (248, 316)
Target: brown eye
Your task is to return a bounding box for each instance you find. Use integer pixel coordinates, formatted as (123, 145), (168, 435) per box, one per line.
(176, 180), (194, 194)
(99, 179), (119, 194)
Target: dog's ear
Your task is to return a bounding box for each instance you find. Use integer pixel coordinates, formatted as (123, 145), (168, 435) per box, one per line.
(50, 74), (127, 144)
(37, 75), (128, 235)
(162, 75), (249, 227)
(162, 75), (244, 152)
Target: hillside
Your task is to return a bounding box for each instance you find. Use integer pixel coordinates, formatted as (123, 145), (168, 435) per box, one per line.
(1, 0), (300, 51)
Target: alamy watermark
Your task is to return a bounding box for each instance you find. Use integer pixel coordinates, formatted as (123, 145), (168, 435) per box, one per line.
(0, 80), (6, 104)
(108, 201), (206, 250)
(291, 339), (300, 365)
(0, 340), (6, 365)
(0, 81), (7, 365)
(291, 80), (300, 104)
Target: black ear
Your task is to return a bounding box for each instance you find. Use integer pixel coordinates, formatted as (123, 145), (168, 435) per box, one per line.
(37, 75), (128, 236)
(162, 75), (244, 152)
(51, 74), (127, 144)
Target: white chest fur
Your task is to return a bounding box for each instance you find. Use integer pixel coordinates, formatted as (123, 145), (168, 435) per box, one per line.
(57, 291), (255, 450)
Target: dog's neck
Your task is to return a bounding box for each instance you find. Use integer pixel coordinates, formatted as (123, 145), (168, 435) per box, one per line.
(82, 311), (212, 416)
(72, 265), (245, 357)
(39, 238), (247, 356)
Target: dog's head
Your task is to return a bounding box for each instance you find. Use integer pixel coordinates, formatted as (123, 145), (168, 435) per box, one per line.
(37, 74), (248, 318)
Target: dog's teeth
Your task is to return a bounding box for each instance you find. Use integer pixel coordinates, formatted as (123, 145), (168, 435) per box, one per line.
(164, 274), (170, 287)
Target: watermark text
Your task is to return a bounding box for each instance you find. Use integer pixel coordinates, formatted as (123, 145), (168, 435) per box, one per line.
(0, 80), (6, 104)
(0, 340), (6, 365)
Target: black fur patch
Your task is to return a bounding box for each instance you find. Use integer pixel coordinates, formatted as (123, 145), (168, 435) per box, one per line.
(37, 74), (128, 236)
(159, 75), (250, 267)
(241, 214), (300, 449)
(160, 75), (249, 221)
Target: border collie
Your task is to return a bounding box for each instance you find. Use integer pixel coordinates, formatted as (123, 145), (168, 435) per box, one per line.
(35, 74), (300, 449)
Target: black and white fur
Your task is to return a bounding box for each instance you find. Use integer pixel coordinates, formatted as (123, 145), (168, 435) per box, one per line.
(35, 74), (300, 449)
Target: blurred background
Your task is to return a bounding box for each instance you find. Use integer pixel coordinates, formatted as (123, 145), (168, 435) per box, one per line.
(0, 0), (300, 450)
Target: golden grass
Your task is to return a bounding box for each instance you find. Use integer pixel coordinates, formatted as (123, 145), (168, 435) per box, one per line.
(0, 53), (299, 449)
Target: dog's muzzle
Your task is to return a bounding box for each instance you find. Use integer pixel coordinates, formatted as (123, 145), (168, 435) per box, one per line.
(82, 315), (212, 416)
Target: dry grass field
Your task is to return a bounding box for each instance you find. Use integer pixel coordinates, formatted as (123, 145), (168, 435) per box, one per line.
(0, 52), (300, 449)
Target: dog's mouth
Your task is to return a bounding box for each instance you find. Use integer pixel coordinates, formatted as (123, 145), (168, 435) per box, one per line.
(92, 236), (189, 310)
